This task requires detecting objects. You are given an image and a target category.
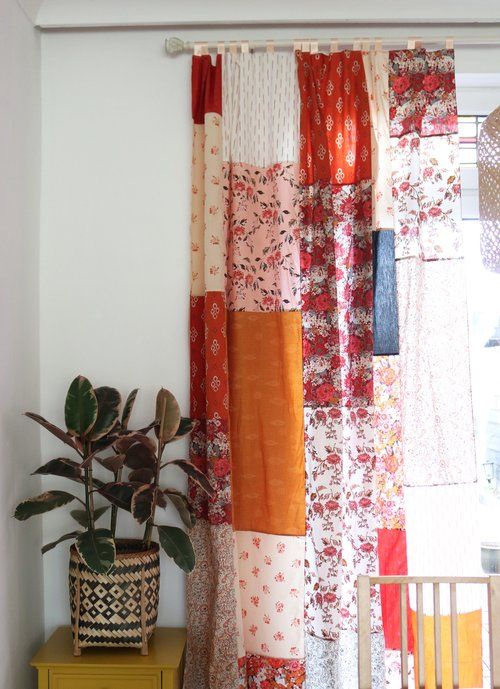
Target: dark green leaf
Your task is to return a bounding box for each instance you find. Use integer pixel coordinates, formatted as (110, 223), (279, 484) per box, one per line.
(90, 387), (121, 441)
(70, 506), (109, 528)
(14, 491), (76, 521)
(155, 389), (181, 442)
(157, 525), (195, 573)
(76, 528), (116, 574)
(128, 468), (155, 484)
(168, 417), (197, 443)
(32, 458), (82, 482)
(41, 531), (82, 555)
(121, 389), (139, 430)
(24, 413), (77, 451)
(97, 454), (126, 473)
(64, 376), (98, 437)
(163, 489), (196, 529)
(97, 482), (137, 511)
(170, 459), (215, 497)
(131, 485), (155, 524)
(124, 442), (156, 470)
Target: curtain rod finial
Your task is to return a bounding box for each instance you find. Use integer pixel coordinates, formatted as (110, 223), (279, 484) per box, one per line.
(165, 36), (185, 54)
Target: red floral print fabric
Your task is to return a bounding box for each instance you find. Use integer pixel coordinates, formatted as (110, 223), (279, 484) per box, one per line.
(389, 49), (458, 138)
(297, 51), (371, 185)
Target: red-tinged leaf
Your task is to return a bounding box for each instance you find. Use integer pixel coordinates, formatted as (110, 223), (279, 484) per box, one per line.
(97, 454), (126, 473)
(97, 482), (137, 512)
(90, 387), (121, 441)
(128, 468), (155, 484)
(155, 389), (181, 442)
(168, 417), (197, 443)
(32, 458), (82, 482)
(131, 485), (155, 525)
(42, 531), (82, 555)
(124, 442), (156, 470)
(115, 432), (156, 454)
(24, 413), (77, 451)
(121, 389), (139, 430)
(169, 459), (215, 497)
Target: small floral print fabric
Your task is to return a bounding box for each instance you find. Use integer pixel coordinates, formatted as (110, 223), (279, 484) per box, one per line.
(389, 49), (458, 138)
(373, 356), (405, 530)
(236, 532), (305, 659)
(391, 132), (462, 259)
(304, 406), (381, 638)
(224, 161), (301, 311)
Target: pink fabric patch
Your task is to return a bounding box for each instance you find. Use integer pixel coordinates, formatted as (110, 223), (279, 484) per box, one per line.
(224, 161), (301, 311)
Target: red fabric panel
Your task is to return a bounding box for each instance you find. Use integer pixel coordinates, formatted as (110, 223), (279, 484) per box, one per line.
(189, 296), (206, 420)
(378, 528), (414, 651)
(191, 54), (222, 124)
(296, 50), (371, 185)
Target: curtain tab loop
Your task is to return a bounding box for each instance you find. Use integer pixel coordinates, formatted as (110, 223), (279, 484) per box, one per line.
(217, 42), (225, 55)
(446, 37), (455, 49)
(241, 40), (249, 54)
(229, 42), (238, 55)
(352, 39), (362, 50)
(266, 40), (275, 53)
(194, 42), (203, 56)
(330, 39), (339, 53)
(310, 40), (319, 54)
(374, 39), (383, 52)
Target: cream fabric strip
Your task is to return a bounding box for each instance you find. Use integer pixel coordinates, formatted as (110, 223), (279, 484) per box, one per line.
(362, 50), (394, 230)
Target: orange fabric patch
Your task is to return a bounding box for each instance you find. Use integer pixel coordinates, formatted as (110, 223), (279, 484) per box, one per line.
(228, 312), (305, 536)
(411, 609), (483, 689)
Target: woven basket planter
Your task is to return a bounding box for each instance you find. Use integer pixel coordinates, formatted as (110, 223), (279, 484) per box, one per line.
(69, 539), (160, 656)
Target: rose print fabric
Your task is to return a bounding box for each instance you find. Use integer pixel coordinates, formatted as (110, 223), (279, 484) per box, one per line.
(389, 49), (462, 260)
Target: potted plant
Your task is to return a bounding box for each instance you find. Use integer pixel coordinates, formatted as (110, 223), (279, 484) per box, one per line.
(13, 376), (213, 655)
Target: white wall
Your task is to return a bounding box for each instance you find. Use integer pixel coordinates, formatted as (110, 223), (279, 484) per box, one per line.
(0, 1), (43, 687)
(39, 5), (500, 636)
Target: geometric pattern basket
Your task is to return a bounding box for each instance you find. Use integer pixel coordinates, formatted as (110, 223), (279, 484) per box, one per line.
(69, 539), (160, 656)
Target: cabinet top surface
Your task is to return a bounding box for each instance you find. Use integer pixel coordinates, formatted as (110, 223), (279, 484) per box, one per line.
(31, 627), (186, 669)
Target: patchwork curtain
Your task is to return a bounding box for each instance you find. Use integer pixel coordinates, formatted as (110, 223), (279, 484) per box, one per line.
(185, 45), (477, 689)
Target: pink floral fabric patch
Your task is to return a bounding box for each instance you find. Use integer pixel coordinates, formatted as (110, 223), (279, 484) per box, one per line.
(391, 132), (462, 259)
(389, 49), (458, 137)
(236, 531), (305, 659)
(224, 161), (301, 311)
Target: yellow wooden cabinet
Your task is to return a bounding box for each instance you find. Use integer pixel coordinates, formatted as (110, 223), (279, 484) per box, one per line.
(31, 627), (186, 689)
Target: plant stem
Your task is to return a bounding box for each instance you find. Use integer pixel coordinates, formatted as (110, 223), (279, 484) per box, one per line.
(144, 399), (167, 548)
(83, 440), (95, 531)
(110, 466), (122, 538)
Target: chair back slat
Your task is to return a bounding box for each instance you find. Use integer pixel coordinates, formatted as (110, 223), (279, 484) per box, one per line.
(400, 581), (409, 689)
(357, 574), (499, 688)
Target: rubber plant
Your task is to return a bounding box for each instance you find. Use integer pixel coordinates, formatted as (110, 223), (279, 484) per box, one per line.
(13, 376), (133, 573)
(97, 388), (215, 573)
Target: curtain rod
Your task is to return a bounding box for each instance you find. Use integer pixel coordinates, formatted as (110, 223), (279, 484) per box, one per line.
(165, 34), (500, 54)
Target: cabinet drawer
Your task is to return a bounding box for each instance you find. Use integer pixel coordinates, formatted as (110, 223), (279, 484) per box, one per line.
(51, 671), (160, 689)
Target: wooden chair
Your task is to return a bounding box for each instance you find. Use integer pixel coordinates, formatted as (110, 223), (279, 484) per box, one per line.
(357, 575), (500, 689)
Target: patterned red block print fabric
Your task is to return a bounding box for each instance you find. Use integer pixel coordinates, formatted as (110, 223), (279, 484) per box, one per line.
(297, 50), (371, 185)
